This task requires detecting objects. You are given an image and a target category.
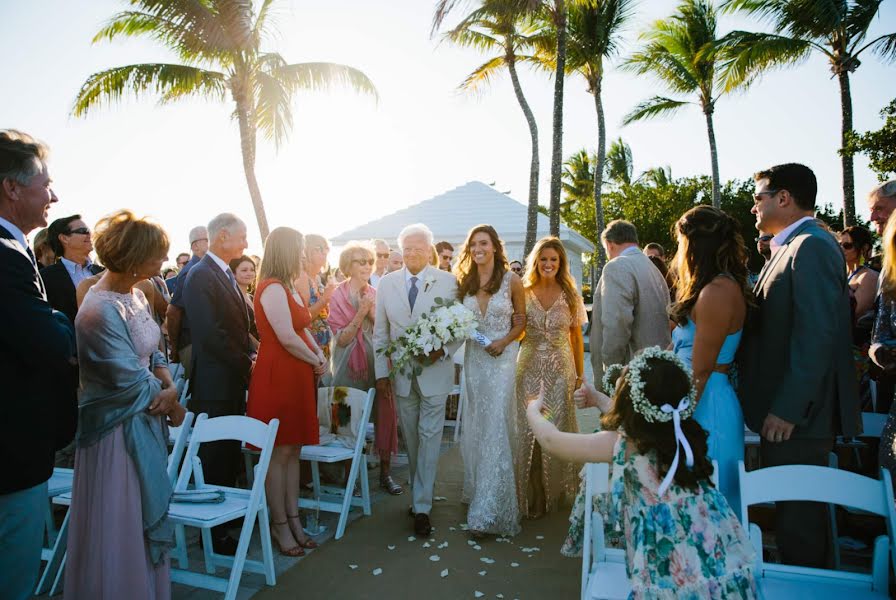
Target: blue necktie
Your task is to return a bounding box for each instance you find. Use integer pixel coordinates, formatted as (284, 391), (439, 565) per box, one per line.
(408, 276), (419, 311)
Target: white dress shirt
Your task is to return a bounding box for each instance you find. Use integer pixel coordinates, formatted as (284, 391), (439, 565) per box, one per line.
(770, 216), (815, 253)
(60, 256), (95, 287)
(0, 216), (27, 249)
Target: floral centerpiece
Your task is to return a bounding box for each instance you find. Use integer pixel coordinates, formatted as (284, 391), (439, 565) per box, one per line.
(378, 297), (478, 378)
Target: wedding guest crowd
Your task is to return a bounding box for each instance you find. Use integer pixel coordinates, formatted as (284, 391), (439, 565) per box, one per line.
(7, 122), (891, 599)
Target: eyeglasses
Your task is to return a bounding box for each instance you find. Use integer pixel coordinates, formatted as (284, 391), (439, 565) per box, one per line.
(66, 227), (90, 236)
(752, 189), (780, 204)
(839, 241), (855, 250)
(755, 235), (773, 243)
(511, 267), (523, 273)
(353, 259), (375, 266)
(376, 253), (390, 259)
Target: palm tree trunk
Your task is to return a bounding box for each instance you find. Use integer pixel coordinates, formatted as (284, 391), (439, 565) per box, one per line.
(592, 78), (608, 279)
(548, 1), (567, 237)
(704, 106), (721, 209)
(235, 98), (270, 240)
(838, 69), (856, 227)
(507, 54), (540, 259)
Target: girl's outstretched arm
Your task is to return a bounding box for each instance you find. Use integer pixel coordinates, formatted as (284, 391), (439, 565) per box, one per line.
(526, 396), (618, 464)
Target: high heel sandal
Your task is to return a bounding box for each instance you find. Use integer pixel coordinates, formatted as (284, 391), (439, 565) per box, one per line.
(270, 520), (305, 557)
(287, 514), (319, 549)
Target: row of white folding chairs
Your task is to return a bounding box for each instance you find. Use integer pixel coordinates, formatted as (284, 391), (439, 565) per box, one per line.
(37, 412), (280, 600)
(581, 459), (896, 600)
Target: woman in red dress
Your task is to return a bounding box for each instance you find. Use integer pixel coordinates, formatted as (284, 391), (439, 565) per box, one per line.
(248, 227), (328, 556)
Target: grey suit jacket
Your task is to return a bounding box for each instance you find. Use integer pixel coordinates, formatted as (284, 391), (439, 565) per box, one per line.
(590, 250), (671, 382)
(738, 219), (860, 438)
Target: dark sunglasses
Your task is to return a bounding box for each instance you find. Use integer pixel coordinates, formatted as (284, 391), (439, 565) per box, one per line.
(755, 235), (773, 243)
(752, 189), (780, 204)
(376, 253), (390, 259)
(66, 227), (90, 235)
(839, 241), (855, 250)
(353, 258), (376, 266)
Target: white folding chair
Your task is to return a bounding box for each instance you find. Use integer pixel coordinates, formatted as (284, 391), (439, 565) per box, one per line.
(580, 462), (629, 600)
(168, 414), (279, 600)
(298, 387), (375, 539)
(33, 468), (73, 595)
(862, 412), (887, 439)
(39, 414), (195, 596)
(738, 460), (896, 599)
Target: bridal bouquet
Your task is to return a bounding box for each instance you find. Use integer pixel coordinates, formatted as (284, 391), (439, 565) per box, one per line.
(379, 297), (478, 378)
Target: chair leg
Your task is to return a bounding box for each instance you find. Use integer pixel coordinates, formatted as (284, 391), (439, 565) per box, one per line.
(224, 510), (257, 600)
(360, 457), (371, 516)
(36, 509), (69, 595)
(200, 527), (216, 574)
(174, 524), (189, 569)
(311, 461), (322, 505)
(44, 500), (57, 545)
(337, 458), (361, 540)
(257, 493), (276, 587)
(49, 552), (66, 597)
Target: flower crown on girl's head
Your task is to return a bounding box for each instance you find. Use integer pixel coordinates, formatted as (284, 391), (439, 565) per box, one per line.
(609, 346), (698, 497)
(606, 347), (697, 423)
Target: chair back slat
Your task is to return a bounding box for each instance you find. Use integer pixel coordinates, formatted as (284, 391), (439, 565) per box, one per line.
(862, 412), (887, 438)
(189, 414), (271, 447)
(167, 412), (194, 484)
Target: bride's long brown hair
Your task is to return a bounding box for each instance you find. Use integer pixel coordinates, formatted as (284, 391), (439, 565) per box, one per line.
(454, 224), (509, 299)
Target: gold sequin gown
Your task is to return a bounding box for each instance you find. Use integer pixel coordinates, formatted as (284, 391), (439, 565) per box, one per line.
(514, 289), (587, 516)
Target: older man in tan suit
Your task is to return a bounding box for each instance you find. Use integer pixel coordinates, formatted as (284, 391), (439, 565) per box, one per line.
(373, 223), (461, 536)
(590, 220), (671, 383)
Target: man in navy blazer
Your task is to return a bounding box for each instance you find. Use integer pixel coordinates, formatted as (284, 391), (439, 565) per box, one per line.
(0, 130), (76, 600)
(182, 213), (252, 553)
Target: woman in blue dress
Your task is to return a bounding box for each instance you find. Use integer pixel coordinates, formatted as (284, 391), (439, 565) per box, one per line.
(669, 205), (752, 510)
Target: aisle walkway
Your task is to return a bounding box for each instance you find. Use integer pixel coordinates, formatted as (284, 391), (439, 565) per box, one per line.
(253, 444), (581, 600)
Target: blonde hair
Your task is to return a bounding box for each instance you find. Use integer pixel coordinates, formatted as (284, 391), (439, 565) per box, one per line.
(881, 213), (896, 302)
(93, 210), (169, 274)
(523, 236), (579, 314)
(259, 227), (304, 288)
(338, 241), (375, 274)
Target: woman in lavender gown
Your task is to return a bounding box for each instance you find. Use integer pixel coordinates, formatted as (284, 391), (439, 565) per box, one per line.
(64, 211), (185, 600)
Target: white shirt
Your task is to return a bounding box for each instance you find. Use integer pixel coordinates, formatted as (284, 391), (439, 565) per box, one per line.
(404, 266), (426, 294)
(206, 250), (231, 275)
(770, 216), (814, 253)
(370, 272), (383, 288)
(60, 256), (95, 287)
(0, 216), (27, 250)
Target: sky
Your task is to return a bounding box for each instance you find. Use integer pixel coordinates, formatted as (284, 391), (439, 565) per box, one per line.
(1, 0), (894, 259)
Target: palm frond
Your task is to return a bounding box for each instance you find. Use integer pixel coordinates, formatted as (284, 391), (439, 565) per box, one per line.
(72, 63), (227, 117)
(621, 45), (701, 94)
(718, 30), (811, 91)
(457, 56), (507, 93)
(253, 0), (280, 44)
(445, 24), (505, 53)
(621, 96), (690, 126)
(270, 62), (378, 101)
(846, 0), (884, 46)
(856, 32), (896, 63)
(254, 70), (292, 147)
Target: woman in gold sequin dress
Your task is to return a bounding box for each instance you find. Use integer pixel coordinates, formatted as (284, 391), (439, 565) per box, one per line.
(514, 237), (587, 518)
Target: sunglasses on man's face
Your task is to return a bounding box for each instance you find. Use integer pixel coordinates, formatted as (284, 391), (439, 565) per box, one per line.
(755, 236), (773, 243)
(353, 259), (376, 266)
(66, 227), (90, 236)
(376, 253), (390, 259)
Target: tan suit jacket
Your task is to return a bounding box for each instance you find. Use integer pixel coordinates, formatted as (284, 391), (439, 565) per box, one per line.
(590, 249), (671, 382)
(373, 265), (461, 397)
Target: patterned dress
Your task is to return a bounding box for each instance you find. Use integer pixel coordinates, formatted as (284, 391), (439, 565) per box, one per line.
(307, 274), (333, 360)
(602, 434), (757, 599)
(514, 289), (587, 516)
(461, 272), (521, 536)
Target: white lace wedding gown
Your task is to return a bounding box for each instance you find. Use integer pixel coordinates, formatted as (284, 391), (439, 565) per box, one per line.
(461, 272), (521, 536)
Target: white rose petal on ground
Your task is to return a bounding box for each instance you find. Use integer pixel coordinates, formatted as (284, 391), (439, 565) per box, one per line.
(441, 569), (449, 578)
(536, 535), (544, 540)
(373, 568), (383, 576)
(475, 592), (484, 598)
(467, 540), (477, 546)
(387, 545), (395, 551)
(450, 527), (457, 531)
(511, 562), (520, 567)
(423, 542), (431, 548)
(349, 564), (358, 570)
(473, 545), (481, 551)
(438, 542), (448, 549)
(478, 570), (487, 576)
(480, 557), (495, 564)
(429, 555), (441, 562)
(497, 595), (504, 599)
(408, 536), (416, 542)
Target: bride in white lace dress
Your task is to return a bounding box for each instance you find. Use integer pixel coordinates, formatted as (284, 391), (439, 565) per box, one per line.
(456, 225), (527, 537)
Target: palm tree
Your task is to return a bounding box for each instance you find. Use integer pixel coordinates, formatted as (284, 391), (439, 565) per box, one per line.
(443, 4), (544, 257)
(554, 0), (635, 272)
(434, 0), (574, 237)
(720, 0), (896, 227)
(561, 148), (596, 208)
(637, 165), (673, 187)
(73, 0), (377, 239)
(604, 137), (633, 187)
(621, 0), (730, 208)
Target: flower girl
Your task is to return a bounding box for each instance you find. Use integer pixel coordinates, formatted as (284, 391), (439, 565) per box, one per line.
(527, 347), (757, 599)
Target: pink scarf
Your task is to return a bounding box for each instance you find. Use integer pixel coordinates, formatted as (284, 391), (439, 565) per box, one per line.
(327, 281), (374, 381)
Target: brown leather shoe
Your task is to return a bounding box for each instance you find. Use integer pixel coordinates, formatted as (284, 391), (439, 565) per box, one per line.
(414, 513), (432, 536)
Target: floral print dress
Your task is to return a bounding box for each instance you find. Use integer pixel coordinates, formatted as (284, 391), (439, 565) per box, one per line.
(583, 433), (757, 600)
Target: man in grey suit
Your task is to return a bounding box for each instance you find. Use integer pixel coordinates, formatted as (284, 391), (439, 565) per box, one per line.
(738, 163), (860, 568)
(589, 220), (671, 383)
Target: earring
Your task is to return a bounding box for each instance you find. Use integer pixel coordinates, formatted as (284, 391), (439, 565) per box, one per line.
(133, 272), (138, 277)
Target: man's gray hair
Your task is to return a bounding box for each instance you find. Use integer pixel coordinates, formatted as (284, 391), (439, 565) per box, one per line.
(0, 129), (49, 186)
(870, 180), (896, 200)
(371, 238), (389, 250)
(397, 223), (434, 248)
(601, 219), (639, 245)
(188, 225), (208, 244)
(208, 213), (243, 241)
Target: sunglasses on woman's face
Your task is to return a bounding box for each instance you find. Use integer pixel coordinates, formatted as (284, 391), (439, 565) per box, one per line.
(839, 241), (855, 250)
(66, 227), (90, 236)
(353, 259), (375, 266)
